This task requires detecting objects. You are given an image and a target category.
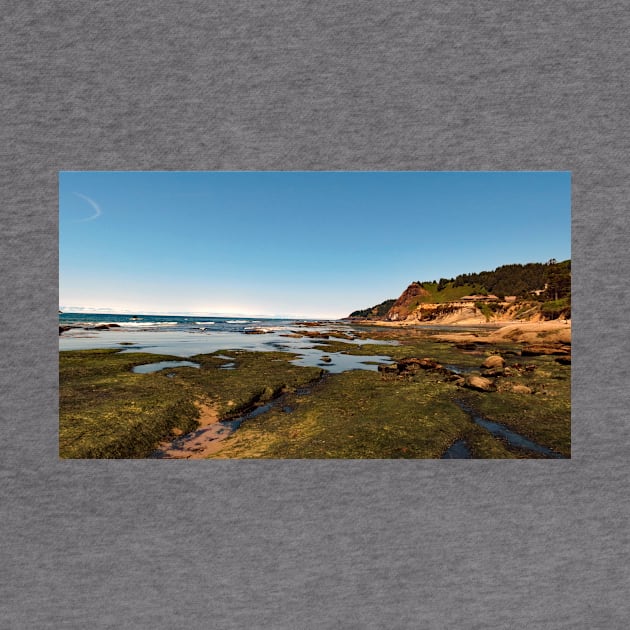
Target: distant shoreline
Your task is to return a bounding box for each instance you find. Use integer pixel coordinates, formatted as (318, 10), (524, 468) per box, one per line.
(347, 318), (571, 345)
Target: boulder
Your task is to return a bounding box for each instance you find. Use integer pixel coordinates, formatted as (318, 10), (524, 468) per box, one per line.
(510, 384), (533, 395)
(397, 357), (441, 372)
(59, 325), (72, 335)
(481, 355), (505, 369)
(555, 356), (571, 365)
(464, 376), (495, 392)
(319, 356), (332, 363)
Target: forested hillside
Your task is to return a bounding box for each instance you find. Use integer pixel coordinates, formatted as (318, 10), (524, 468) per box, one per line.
(349, 260), (571, 321)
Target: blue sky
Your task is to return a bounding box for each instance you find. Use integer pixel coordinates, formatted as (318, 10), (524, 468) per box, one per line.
(59, 171), (571, 318)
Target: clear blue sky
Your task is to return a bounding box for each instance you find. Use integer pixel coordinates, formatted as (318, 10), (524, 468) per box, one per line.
(59, 171), (571, 318)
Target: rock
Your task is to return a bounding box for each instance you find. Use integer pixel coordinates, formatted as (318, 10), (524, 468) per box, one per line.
(510, 385), (533, 394)
(243, 329), (270, 335)
(555, 356), (571, 365)
(442, 371), (462, 382)
(464, 376), (495, 392)
(386, 282), (432, 320)
(301, 331), (330, 339)
(481, 367), (504, 377)
(378, 364), (398, 374)
(93, 324), (111, 330)
(320, 356), (332, 363)
(397, 357), (441, 372)
(481, 355), (505, 369)
(59, 325), (72, 335)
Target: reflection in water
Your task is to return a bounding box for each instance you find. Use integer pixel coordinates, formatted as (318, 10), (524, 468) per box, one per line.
(132, 360), (200, 374)
(441, 439), (472, 459)
(455, 400), (566, 459)
(291, 351), (395, 374)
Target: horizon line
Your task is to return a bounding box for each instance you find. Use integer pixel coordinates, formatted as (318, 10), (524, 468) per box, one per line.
(58, 306), (344, 320)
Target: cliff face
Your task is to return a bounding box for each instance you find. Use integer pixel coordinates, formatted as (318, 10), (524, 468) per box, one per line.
(386, 282), (431, 321)
(381, 281), (565, 325)
(349, 261), (571, 324)
(396, 301), (547, 325)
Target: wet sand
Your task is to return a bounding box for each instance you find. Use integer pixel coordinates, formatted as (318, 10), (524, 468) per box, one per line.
(151, 400), (228, 459)
(354, 319), (571, 345)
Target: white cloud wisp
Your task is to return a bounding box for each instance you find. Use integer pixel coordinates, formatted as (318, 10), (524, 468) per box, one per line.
(74, 192), (102, 222)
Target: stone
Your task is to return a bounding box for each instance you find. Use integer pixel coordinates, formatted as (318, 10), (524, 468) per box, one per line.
(482, 367), (504, 377)
(511, 385), (533, 394)
(397, 357), (441, 372)
(320, 356), (332, 363)
(555, 356), (571, 365)
(464, 376), (495, 392)
(481, 355), (505, 369)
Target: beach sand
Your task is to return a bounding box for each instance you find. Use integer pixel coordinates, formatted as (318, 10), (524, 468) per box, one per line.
(431, 320), (571, 345)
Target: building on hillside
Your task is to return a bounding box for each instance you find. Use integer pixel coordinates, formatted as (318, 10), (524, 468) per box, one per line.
(460, 294), (499, 302)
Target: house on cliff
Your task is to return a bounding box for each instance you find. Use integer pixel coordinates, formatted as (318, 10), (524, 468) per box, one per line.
(460, 294), (499, 302)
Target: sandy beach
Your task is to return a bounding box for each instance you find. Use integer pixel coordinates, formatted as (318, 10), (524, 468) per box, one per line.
(353, 318), (571, 346)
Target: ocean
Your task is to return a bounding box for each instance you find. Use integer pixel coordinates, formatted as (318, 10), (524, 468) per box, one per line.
(59, 312), (300, 334)
(59, 312), (396, 372)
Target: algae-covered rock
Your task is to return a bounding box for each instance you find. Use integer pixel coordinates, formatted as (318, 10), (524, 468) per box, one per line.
(378, 363), (398, 374)
(397, 357), (441, 372)
(482, 367), (505, 377)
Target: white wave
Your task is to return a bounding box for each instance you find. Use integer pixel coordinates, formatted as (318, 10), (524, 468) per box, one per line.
(115, 321), (179, 328)
(194, 321), (216, 325)
(226, 320), (248, 324)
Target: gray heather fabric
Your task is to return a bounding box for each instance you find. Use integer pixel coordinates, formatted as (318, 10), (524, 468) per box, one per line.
(1, 2), (628, 628)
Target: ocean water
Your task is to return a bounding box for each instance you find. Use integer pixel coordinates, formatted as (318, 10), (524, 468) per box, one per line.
(59, 313), (397, 373)
(59, 312), (296, 333)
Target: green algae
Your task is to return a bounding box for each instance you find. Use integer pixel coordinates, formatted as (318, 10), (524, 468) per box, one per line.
(59, 329), (570, 459)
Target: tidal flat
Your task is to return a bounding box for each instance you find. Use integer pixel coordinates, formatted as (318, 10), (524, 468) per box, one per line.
(59, 326), (570, 459)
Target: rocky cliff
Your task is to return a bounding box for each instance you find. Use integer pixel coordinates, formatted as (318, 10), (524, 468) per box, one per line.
(386, 282), (431, 321)
(348, 261), (571, 324)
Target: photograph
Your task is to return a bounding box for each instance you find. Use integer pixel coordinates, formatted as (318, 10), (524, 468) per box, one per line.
(59, 171), (571, 459)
